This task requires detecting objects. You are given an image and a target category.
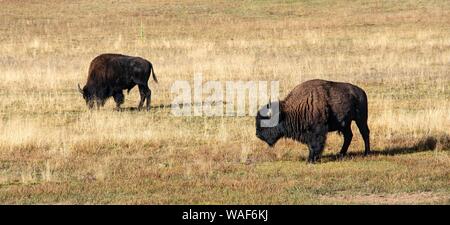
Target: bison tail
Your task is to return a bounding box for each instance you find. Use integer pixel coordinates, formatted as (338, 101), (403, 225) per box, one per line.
(355, 88), (369, 122)
(150, 64), (158, 83)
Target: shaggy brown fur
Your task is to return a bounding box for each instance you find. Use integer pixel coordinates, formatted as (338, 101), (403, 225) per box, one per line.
(78, 53), (158, 111)
(256, 79), (370, 163)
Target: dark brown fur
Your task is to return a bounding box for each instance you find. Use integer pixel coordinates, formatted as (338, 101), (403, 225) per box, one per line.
(256, 79), (370, 163)
(78, 53), (158, 111)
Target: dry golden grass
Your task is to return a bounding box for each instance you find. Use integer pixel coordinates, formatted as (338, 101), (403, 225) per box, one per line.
(0, 0), (449, 204)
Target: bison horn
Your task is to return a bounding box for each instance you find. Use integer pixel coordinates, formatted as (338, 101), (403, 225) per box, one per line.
(77, 84), (83, 94)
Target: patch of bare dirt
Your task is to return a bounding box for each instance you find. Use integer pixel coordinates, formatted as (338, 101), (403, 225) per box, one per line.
(319, 192), (450, 204)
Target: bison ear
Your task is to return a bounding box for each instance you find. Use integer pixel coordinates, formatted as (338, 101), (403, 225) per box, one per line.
(78, 84), (84, 95)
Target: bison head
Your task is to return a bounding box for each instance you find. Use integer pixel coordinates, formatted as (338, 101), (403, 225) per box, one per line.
(78, 84), (95, 109)
(255, 101), (285, 147)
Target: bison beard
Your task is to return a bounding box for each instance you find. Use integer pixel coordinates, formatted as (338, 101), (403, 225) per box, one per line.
(256, 79), (371, 163)
(78, 53), (158, 111)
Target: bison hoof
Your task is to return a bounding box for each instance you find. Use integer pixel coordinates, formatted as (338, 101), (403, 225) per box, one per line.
(307, 157), (319, 164)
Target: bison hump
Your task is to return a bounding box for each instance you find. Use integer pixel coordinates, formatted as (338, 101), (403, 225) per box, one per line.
(283, 84), (329, 132)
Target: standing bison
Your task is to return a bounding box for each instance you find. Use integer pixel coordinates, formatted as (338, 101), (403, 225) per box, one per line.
(256, 79), (370, 163)
(78, 53), (158, 111)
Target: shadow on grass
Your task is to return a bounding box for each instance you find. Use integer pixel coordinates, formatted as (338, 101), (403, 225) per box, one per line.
(120, 104), (173, 111)
(321, 133), (450, 162)
(119, 101), (226, 112)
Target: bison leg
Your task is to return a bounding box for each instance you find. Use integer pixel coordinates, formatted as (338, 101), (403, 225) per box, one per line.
(307, 137), (326, 163)
(339, 125), (353, 158)
(138, 84), (151, 111)
(96, 99), (105, 109)
(356, 120), (371, 156)
(307, 146), (314, 163)
(146, 89), (152, 111)
(113, 92), (124, 111)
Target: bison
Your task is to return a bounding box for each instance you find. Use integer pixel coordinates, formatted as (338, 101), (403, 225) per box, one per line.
(256, 79), (370, 163)
(78, 53), (158, 111)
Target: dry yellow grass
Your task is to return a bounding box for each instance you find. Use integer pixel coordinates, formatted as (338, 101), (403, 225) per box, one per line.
(0, 0), (449, 204)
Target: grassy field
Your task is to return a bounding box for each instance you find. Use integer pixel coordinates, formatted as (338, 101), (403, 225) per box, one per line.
(0, 0), (449, 204)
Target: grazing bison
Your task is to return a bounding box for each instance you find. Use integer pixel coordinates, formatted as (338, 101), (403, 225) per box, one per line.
(78, 53), (158, 111)
(256, 79), (370, 163)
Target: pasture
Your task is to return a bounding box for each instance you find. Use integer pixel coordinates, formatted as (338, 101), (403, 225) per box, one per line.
(0, 0), (449, 204)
